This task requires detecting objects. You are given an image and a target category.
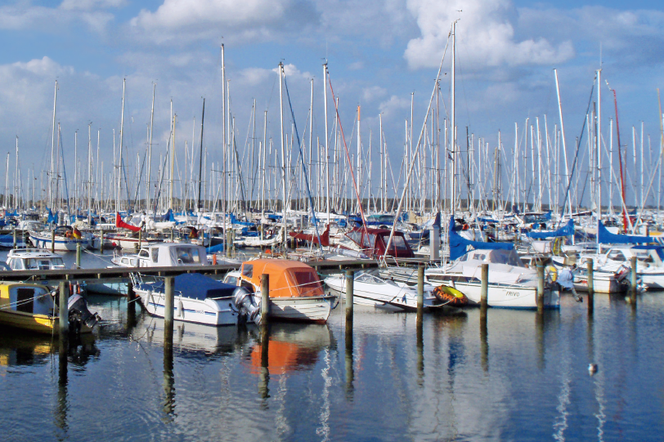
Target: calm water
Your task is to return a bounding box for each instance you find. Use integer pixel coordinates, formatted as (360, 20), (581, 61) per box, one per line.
(0, 251), (663, 441)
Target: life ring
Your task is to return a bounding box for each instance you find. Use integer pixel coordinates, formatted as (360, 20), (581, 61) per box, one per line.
(546, 265), (558, 282)
(432, 285), (468, 306)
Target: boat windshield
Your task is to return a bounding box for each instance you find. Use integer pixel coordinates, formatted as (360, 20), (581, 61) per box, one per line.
(290, 270), (323, 291)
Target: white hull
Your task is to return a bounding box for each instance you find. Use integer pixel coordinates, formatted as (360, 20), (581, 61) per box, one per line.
(268, 296), (335, 323)
(449, 280), (559, 309)
(29, 233), (90, 251)
(138, 289), (241, 326)
(324, 274), (439, 311)
(574, 272), (627, 294)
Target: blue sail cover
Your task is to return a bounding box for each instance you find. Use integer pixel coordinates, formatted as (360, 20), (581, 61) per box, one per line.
(597, 220), (652, 244)
(449, 217), (514, 261)
(527, 219), (574, 239)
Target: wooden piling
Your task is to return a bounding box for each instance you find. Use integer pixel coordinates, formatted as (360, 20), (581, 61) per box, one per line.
(127, 279), (136, 320)
(537, 262), (545, 313)
(587, 258), (594, 314)
(99, 230), (104, 254)
(345, 270), (354, 322)
(261, 273), (270, 323)
(630, 256), (637, 304)
(480, 263), (489, 312)
(51, 230), (56, 253)
(58, 281), (69, 339)
(164, 276), (174, 342)
(12, 228), (16, 249)
(417, 265), (424, 320)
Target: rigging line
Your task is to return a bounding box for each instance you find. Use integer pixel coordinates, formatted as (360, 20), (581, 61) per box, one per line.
(326, 70), (371, 245)
(559, 78), (595, 227)
(283, 71), (324, 250)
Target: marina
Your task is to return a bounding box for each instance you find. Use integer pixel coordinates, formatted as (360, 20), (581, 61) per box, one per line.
(0, 250), (662, 440)
(1, 1), (663, 440)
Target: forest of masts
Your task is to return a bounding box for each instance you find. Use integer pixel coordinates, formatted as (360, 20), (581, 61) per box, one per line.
(4, 53), (663, 224)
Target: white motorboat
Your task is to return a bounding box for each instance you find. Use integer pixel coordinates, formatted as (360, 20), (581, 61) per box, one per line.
(223, 258), (337, 323)
(323, 269), (446, 311)
(5, 248), (66, 271)
(425, 248), (560, 309)
(29, 225), (93, 251)
(111, 242), (210, 267)
(133, 272), (260, 326)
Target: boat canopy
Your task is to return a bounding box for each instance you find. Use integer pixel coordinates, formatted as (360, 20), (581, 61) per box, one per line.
(344, 227), (415, 258)
(449, 217), (513, 261)
(239, 259), (325, 298)
(526, 219), (574, 239)
(170, 273), (237, 300)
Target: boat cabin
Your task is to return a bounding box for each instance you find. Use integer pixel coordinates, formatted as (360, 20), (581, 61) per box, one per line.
(234, 259), (325, 298)
(113, 243), (210, 267)
(342, 227), (414, 258)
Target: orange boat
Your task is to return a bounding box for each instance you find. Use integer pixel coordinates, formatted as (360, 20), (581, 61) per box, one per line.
(223, 258), (337, 323)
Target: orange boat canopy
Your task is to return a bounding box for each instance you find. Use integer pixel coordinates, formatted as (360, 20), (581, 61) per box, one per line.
(239, 259), (325, 298)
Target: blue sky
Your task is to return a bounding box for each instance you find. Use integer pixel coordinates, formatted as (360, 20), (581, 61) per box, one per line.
(1, 0), (663, 208)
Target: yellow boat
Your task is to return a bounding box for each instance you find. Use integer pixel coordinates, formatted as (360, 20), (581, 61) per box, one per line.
(0, 282), (59, 334)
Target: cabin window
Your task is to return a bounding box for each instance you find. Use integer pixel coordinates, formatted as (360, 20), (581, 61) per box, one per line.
(138, 249), (149, 258)
(390, 235), (409, 251)
(176, 247), (196, 264)
(16, 288), (34, 313)
(347, 230), (362, 245)
(224, 275), (238, 286)
(189, 249), (202, 264)
(151, 249), (159, 263)
(291, 270), (322, 291)
(362, 233), (376, 248)
(242, 264), (253, 278)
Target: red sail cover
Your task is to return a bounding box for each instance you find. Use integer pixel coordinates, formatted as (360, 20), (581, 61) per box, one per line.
(116, 212), (141, 232)
(288, 224), (330, 246)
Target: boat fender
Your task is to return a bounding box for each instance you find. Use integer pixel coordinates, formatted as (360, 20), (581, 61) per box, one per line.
(432, 285), (468, 306)
(546, 265), (558, 282)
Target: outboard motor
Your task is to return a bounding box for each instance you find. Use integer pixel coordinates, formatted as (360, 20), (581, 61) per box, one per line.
(233, 287), (261, 325)
(68, 294), (101, 335)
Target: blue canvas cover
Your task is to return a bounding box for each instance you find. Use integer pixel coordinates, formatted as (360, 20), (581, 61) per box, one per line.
(527, 219), (574, 239)
(172, 273), (237, 300)
(597, 220), (652, 244)
(449, 217), (513, 261)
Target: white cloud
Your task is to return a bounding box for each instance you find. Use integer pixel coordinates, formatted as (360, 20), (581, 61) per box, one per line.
(362, 86), (386, 102)
(404, 0), (574, 70)
(378, 95), (410, 119)
(0, 3), (114, 34)
(130, 0), (300, 44)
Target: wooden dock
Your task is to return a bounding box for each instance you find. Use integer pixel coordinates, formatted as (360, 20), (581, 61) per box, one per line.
(0, 257), (429, 286)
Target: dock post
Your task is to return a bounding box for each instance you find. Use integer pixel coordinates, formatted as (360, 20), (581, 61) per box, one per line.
(261, 274), (270, 323)
(99, 230), (104, 254)
(58, 281), (69, 340)
(537, 262), (545, 313)
(76, 243), (82, 269)
(127, 279), (136, 323)
(164, 276), (174, 344)
(630, 256), (637, 304)
(51, 229), (56, 253)
(13, 228), (16, 249)
(345, 270), (354, 322)
(587, 258), (594, 314)
(139, 230), (142, 250)
(480, 263), (489, 312)
(417, 265), (424, 321)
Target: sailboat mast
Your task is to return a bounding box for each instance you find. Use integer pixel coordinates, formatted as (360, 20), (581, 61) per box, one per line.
(117, 78), (126, 214)
(147, 82), (155, 214)
(323, 62), (330, 225)
(49, 80), (58, 211)
(197, 98), (205, 210)
(279, 62), (288, 247)
(450, 20), (457, 215)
